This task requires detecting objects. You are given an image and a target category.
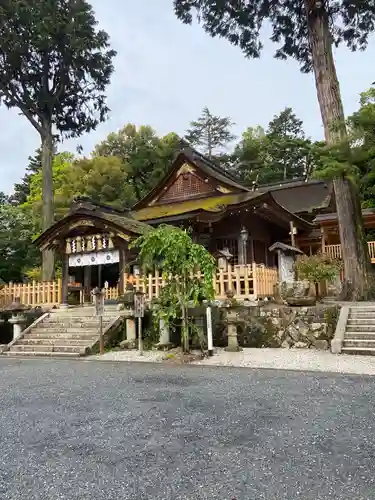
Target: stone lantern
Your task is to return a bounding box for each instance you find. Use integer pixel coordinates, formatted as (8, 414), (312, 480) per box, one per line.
(214, 247), (233, 272)
(8, 297), (27, 341)
(223, 290), (242, 352)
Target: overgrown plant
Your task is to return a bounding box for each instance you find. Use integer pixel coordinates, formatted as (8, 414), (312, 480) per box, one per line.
(295, 254), (342, 299)
(131, 225), (216, 352)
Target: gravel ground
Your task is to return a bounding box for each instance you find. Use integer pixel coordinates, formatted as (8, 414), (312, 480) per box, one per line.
(0, 359), (375, 499)
(90, 350), (165, 362)
(194, 348), (375, 375)
(92, 348), (375, 376)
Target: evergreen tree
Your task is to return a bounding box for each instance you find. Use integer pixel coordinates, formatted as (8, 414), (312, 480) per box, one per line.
(12, 149), (42, 205)
(185, 107), (235, 160)
(0, 0), (116, 279)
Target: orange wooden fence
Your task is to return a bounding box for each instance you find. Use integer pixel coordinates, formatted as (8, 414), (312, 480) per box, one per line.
(325, 241), (375, 263)
(0, 266), (279, 308)
(0, 280), (61, 308)
(125, 264), (278, 301)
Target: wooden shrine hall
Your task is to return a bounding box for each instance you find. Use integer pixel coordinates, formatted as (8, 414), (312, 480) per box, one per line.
(34, 145), (375, 304)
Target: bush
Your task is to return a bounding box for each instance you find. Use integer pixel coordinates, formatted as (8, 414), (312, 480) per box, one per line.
(295, 253), (342, 297)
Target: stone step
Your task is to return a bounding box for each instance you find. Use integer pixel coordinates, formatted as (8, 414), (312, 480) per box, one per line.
(345, 332), (375, 340)
(349, 309), (375, 316)
(4, 351), (80, 358)
(9, 344), (85, 354)
(38, 321), (111, 329)
(24, 333), (98, 340)
(17, 338), (93, 346)
(347, 318), (375, 324)
(32, 327), (103, 334)
(341, 346), (375, 356)
(50, 315), (117, 322)
(343, 339), (375, 348)
(346, 325), (375, 333)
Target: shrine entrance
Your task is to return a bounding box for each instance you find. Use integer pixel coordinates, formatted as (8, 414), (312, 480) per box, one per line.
(68, 246), (123, 303)
(34, 198), (151, 307)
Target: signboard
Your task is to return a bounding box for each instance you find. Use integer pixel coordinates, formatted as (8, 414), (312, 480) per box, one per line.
(134, 292), (145, 318)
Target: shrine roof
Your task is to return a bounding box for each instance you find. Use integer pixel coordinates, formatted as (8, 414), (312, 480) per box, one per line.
(133, 147), (249, 210)
(133, 191), (313, 230)
(34, 198), (151, 249)
(256, 179), (332, 214)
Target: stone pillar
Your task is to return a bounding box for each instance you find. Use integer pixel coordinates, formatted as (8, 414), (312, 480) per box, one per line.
(118, 249), (126, 295)
(126, 318), (136, 342)
(225, 309), (242, 352)
(61, 254), (69, 308)
(9, 313), (27, 341)
(158, 319), (170, 345)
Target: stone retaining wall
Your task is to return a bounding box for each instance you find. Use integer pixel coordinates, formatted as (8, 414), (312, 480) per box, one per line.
(212, 304), (340, 350)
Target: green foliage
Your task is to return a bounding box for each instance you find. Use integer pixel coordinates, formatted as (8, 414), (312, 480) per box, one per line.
(0, 205), (40, 282)
(94, 124), (180, 202)
(12, 149), (42, 205)
(295, 254), (341, 285)
(233, 108), (317, 183)
(23, 152), (136, 229)
(347, 87), (375, 208)
(132, 225), (216, 352)
(22, 152), (75, 232)
(173, 1), (375, 73)
(185, 107), (236, 160)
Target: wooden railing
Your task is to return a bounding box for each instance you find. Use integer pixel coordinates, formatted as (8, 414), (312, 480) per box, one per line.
(125, 264), (278, 302)
(0, 280), (61, 308)
(0, 266), (278, 308)
(325, 241), (375, 262)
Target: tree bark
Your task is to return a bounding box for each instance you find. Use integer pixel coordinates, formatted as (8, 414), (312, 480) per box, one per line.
(304, 0), (372, 300)
(41, 122), (55, 281)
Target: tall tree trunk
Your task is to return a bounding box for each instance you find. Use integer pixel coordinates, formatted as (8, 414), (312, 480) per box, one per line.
(304, 0), (372, 300)
(41, 122), (55, 281)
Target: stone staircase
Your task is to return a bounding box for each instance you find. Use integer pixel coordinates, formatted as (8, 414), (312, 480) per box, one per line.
(3, 306), (121, 358)
(341, 305), (375, 355)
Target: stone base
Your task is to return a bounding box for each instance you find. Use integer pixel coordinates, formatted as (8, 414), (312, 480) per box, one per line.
(225, 345), (243, 352)
(119, 339), (137, 350)
(154, 342), (173, 351)
(286, 296), (316, 307)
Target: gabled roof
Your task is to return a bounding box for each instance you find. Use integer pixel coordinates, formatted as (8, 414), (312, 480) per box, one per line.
(34, 198), (151, 250)
(256, 179), (333, 214)
(269, 242), (303, 254)
(133, 191), (313, 231)
(133, 147), (249, 210)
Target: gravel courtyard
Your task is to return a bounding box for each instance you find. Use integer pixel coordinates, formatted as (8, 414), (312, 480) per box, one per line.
(0, 359), (375, 499)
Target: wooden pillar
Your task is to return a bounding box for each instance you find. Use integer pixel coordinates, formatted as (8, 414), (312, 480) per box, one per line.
(83, 266), (91, 303)
(238, 234), (245, 265)
(61, 254), (69, 307)
(321, 227), (326, 254)
(119, 248), (126, 295)
(249, 237), (255, 264)
(290, 221), (296, 247)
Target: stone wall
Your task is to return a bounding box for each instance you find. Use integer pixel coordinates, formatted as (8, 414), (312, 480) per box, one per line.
(212, 304), (340, 350)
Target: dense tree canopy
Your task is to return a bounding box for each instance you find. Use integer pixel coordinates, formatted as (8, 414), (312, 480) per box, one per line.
(94, 124), (180, 201)
(173, 1), (375, 73)
(233, 108), (316, 184)
(0, 204), (40, 282)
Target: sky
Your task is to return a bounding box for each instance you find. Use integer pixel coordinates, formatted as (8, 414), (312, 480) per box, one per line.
(1, 0), (374, 194)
